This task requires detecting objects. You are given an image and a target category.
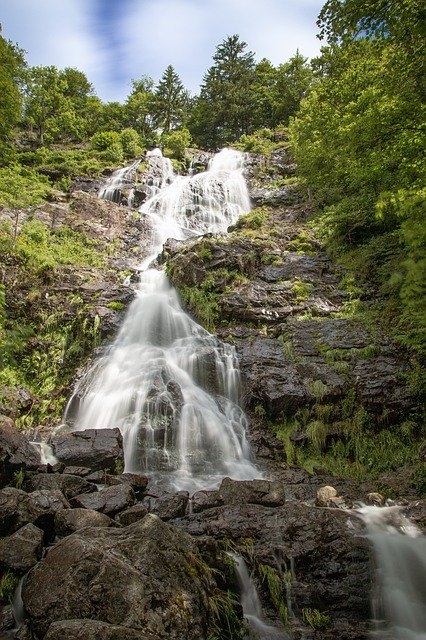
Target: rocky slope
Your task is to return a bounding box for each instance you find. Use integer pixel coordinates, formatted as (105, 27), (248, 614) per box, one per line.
(0, 149), (424, 639)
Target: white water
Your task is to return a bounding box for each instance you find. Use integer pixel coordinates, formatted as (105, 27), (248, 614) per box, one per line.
(228, 553), (286, 639)
(64, 149), (259, 492)
(357, 506), (426, 640)
(98, 158), (141, 203)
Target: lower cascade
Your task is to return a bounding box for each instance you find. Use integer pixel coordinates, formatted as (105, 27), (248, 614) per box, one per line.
(64, 149), (258, 491)
(357, 505), (426, 640)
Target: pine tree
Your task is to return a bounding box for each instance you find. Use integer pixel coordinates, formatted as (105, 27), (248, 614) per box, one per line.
(152, 65), (187, 134)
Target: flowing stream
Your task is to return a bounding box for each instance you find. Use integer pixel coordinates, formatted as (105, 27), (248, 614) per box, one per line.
(64, 149), (259, 492)
(228, 553), (286, 639)
(357, 505), (426, 639)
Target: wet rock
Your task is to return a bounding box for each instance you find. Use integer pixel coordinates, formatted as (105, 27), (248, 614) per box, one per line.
(62, 466), (92, 477)
(191, 490), (225, 514)
(50, 428), (124, 473)
(0, 487), (69, 537)
(26, 473), (97, 500)
(0, 605), (15, 632)
(106, 472), (149, 498)
(366, 492), (385, 506)
(44, 619), (159, 640)
(70, 483), (135, 517)
(316, 486), (338, 507)
(116, 504), (148, 526)
(250, 183), (305, 207)
(0, 415), (41, 487)
(54, 508), (117, 537)
(23, 514), (216, 640)
(218, 477), (286, 507)
(143, 491), (189, 520)
(0, 523), (43, 572)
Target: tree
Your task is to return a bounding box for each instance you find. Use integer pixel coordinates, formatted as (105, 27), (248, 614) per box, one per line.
(24, 66), (68, 144)
(273, 51), (313, 125)
(152, 65), (188, 134)
(124, 76), (156, 143)
(251, 58), (278, 130)
(190, 35), (256, 148)
(0, 34), (26, 157)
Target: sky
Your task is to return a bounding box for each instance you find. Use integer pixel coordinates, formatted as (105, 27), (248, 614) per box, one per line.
(1, 0), (325, 103)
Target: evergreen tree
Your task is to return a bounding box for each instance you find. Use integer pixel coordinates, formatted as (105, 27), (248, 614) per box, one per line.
(0, 34), (26, 159)
(190, 35), (255, 148)
(273, 51), (313, 125)
(152, 65), (187, 134)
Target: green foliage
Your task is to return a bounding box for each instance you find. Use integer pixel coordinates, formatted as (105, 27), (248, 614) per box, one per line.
(91, 130), (121, 151)
(0, 165), (51, 207)
(234, 207), (269, 231)
(207, 590), (244, 640)
(119, 127), (143, 158)
(259, 564), (287, 624)
(0, 35), (26, 156)
(302, 608), (331, 630)
(180, 286), (220, 332)
(13, 468), (25, 490)
(0, 571), (19, 603)
(162, 127), (192, 161)
(107, 301), (125, 311)
(152, 65), (189, 134)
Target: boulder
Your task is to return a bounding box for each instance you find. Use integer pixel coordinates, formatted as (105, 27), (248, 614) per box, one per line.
(0, 523), (43, 572)
(116, 504), (148, 526)
(143, 492), (189, 520)
(23, 514), (216, 639)
(218, 477), (286, 507)
(54, 508), (117, 537)
(70, 484), (135, 517)
(0, 487), (69, 537)
(27, 473), (97, 500)
(44, 619), (159, 640)
(106, 472), (149, 498)
(50, 428), (124, 473)
(316, 485), (338, 507)
(0, 415), (41, 487)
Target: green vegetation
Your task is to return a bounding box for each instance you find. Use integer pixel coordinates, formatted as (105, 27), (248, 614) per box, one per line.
(207, 590), (244, 640)
(259, 564), (287, 624)
(0, 571), (19, 603)
(302, 608), (331, 630)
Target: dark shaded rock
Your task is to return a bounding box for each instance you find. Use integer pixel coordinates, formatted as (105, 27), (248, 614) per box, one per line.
(250, 183), (305, 207)
(27, 473), (97, 500)
(54, 508), (117, 537)
(0, 605), (15, 632)
(191, 490), (225, 514)
(62, 466), (92, 477)
(116, 504), (148, 526)
(70, 483), (135, 517)
(106, 472), (149, 497)
(0, 523), (43, 572)
(50, 428), (124, 473)
(44, 619), (159, 640)
(0, 487), (69, 537)
(23, 514), (216, 639)
(218, 477), (286, 507)
(0, 415), (41, 487)
(143, 492), (189, 520)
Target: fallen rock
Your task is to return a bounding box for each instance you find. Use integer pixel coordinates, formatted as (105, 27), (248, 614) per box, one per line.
(316, 486), (338, 507)
(0, 523), (43, 573)
(116, 504), (148, 526)
(54, 508), (117, 537)
(27, 473), (97, 500)
(106, 472), (149, 498)
(23, 514), (216, 639)
(50, 428), (124, 473)
(143, 492), (189, 521)
(0, 488), (69, 537)
(0, 415), (41, 487)
(70, 483), (135, 517)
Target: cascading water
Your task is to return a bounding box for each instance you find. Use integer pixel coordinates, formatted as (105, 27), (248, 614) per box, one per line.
(357, 505), (426, 639)
(64, 148), (259, 491)
(98, 158), (141, 203)
(228, 553), (286, 639)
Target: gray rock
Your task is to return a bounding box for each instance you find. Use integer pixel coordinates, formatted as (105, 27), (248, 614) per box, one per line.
(44, 619), (159, 640)
(0, 415), (41, 487)
(106, 472), (149, 498)
(0, 523), (43, 572)
(219, 477), (285, 507)
(70, 483), (135, 517)
(23, 514), (216, 639)
(51, 428), (124, 473)
(143, 492), (189, 520)
(27, 473), (97, 500)
(54, 508), (117, 536)
(116, 504), (148, 526)
(0, 487), (69, 537)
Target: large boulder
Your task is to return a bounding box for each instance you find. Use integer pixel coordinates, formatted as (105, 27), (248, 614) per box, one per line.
(54, 509), (117, 537)
(0, 415), (41, 487)
(0, 523), (43, 572)
(0, 487), (69, 537)
(23, 514), (216, 639)
(70, 484), (135, 517)
(50, 428), (124, 473)
(27, 473), (97, 500)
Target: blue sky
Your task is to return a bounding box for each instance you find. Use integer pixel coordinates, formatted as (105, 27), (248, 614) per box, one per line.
(1, 0), (324, 102)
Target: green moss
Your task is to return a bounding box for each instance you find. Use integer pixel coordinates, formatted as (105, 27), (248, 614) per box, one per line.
(107, 301), (125, 311)
(0, 571), (19, 603)
(302, 608), (331, 629)
(259, 564), (287, 625)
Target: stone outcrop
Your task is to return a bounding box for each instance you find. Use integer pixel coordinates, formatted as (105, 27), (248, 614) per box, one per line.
(22, 514), (217, 640)
(0, 522), (43, 572)
(50, 428), (124, 473)
(0, 487), (69, 537)
(0, 416), (41, 487)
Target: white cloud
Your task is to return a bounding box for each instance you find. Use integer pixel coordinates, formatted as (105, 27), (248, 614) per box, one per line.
(1, 0), (324, 102)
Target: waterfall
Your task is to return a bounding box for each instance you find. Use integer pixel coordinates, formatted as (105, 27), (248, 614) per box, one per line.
(98, 158), (141, 203)
(228, 553), (286, 639)
(357, 505), (426, 639)
(64, 148), (259, 492)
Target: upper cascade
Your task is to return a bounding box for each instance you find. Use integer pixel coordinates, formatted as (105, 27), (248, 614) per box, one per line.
(98, 159), (141, 203)
(64, 148), (258, 492)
